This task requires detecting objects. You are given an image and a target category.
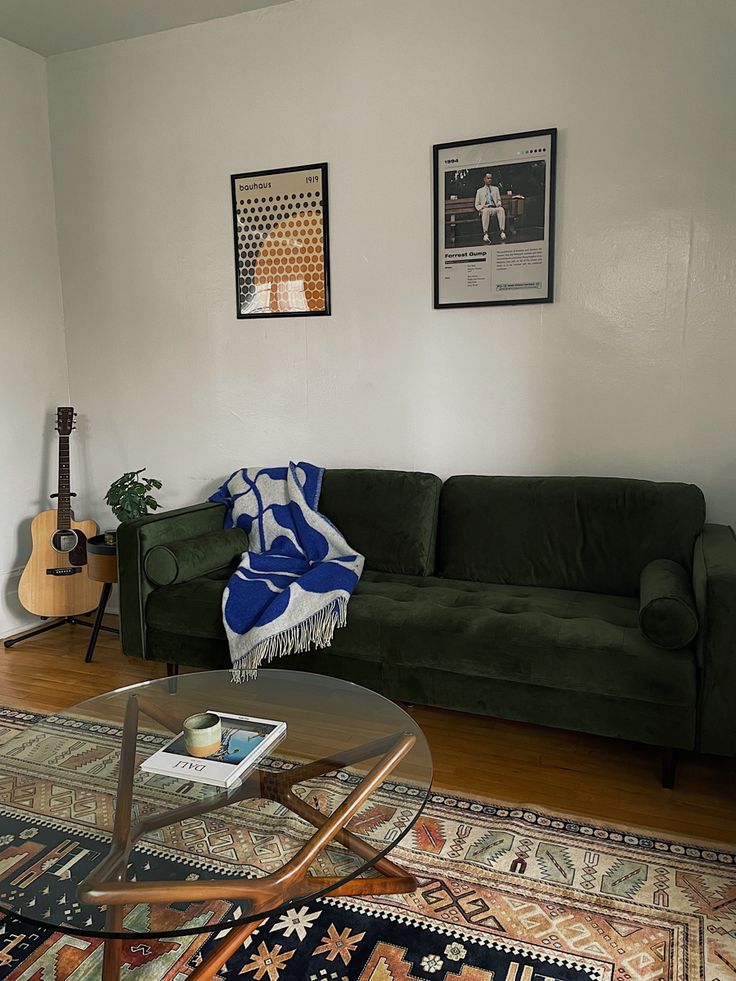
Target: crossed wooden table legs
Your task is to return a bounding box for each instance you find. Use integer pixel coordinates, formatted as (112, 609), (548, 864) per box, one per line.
(77, 695), (418, 981)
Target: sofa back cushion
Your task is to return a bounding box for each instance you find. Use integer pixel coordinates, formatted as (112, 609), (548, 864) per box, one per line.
(438, 475), (705, 596)
(319, 469), (441, 576)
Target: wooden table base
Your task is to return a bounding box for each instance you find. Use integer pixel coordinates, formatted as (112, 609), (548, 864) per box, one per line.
(188, 917), (265, 981)
(79, 694), (419, 981)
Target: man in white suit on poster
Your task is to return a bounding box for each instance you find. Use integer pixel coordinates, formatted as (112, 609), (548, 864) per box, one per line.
(474, 172), (506, 243)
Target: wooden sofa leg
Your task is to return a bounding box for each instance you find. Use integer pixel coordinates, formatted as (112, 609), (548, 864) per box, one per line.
(166, 662), (179, 677)
(661, 747), (677, 789)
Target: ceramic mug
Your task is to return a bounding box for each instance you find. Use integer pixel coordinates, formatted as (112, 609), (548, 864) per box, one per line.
(183, 712), (222, 758)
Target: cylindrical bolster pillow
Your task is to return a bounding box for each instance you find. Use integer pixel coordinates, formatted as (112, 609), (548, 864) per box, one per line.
(144, 528), (248, 587)
(639, 558), (699, 649)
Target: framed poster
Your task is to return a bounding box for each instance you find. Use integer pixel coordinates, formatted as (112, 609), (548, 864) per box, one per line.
(433, 128), (556, 308)
(231, 162), (331, 318)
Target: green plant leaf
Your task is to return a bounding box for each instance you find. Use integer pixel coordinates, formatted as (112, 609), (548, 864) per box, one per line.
(106, 467), (164, 521)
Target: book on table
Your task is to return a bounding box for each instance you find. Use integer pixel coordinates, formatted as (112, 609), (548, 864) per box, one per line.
(140, 712), (287, 787)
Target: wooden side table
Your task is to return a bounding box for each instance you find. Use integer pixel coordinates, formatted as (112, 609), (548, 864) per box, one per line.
(84, 534), (119, 663)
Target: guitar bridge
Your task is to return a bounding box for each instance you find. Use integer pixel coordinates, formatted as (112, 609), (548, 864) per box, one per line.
(46, 568), (82, 576)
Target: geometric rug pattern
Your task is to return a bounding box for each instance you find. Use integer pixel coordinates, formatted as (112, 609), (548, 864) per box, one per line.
(0, 707), (732, 980)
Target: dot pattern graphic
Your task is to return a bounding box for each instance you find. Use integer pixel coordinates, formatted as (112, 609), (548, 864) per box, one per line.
(234, 189), (327, 315)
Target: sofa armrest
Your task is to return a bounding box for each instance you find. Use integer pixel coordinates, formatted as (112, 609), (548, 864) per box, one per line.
(692, 523), (736, 755)
(118, 501), (226, 660)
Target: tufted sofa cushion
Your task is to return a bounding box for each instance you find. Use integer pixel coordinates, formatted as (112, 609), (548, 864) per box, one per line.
(348, 573), (696, 707)
(146, 569), (696, 709)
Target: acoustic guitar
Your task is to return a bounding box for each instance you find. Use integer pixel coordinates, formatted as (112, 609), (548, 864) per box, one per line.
(18, 407), (103, 618)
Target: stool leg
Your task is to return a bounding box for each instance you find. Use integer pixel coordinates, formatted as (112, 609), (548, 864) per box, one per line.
(84, 582), (112, 663)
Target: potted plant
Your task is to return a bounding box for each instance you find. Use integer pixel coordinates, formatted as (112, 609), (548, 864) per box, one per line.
(105, 468), (163, 527)
(87, 469), (164, 575)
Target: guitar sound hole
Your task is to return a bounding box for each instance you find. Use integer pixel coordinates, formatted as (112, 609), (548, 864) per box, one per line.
(52, 530), (78, 553)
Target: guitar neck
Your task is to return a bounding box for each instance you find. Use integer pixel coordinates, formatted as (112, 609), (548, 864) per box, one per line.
(57, 435), (71, 530)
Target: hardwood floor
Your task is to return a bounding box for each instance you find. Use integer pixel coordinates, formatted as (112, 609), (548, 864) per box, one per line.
(1, 616), (734, 844)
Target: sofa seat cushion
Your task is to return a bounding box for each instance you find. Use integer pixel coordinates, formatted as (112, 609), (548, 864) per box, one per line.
(146, 571), (383, 662)
(145, 570), (696, 709)
(147, 573), (229, 639)
(353, 572), (696, 707)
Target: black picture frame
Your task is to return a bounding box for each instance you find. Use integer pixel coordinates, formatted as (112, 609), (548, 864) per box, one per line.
(433, 129), (557, 309)
(231, 162), (331, 319)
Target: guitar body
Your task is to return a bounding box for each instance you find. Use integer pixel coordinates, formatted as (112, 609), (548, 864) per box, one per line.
(18, 510), (103, 618)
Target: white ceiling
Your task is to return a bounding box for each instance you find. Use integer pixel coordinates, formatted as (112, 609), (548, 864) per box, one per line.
(0, 0), (292, 56)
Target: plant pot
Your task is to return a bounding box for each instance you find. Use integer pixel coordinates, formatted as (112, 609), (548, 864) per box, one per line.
(87, 532), (118, 584)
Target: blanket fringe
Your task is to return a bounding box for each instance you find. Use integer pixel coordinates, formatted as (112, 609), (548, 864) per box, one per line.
(230, 596), (348, 684)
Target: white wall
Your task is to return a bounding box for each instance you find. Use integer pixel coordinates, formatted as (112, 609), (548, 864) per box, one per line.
(47, 0), (736, 529)
(0, 38), (68, 636)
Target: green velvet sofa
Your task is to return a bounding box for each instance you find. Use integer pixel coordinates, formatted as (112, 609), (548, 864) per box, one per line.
(118, 470), (736, 781)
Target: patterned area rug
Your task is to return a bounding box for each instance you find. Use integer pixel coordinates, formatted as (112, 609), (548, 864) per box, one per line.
(0, 707), (733, 980)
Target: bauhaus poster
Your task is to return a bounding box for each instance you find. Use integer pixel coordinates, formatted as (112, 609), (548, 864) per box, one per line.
(231, 163), (331, 319)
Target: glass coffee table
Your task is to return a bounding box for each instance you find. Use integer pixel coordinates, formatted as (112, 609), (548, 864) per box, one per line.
(0, 670), (432, 980)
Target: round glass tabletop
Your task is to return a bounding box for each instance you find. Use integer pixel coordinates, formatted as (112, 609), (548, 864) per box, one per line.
(0, 670), (432, 939)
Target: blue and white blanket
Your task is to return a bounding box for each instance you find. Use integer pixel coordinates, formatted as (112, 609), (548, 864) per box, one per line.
(209, 462), (364, 680)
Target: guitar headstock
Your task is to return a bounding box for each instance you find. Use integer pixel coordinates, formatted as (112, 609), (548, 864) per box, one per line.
(55, 407), (77, 436)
